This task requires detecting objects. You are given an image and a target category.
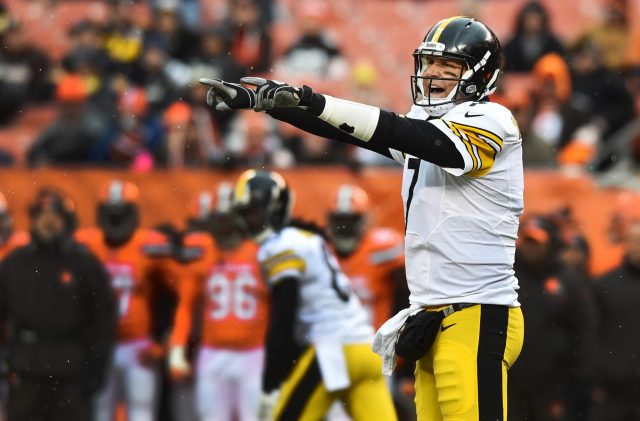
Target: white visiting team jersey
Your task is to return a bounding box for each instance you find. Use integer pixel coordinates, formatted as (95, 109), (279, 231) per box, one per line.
(388, 100), (524, 307)
(258, 227), (373, 345)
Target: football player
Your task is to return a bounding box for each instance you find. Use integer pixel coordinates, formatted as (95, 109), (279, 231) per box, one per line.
(201, 15), (524, 421)
(168, 184), (269, 421)
(327, 184), (406, 330)
(231, 169), (396, 421)
(0, 193), (29, 261)
(76, 179), (171, 421)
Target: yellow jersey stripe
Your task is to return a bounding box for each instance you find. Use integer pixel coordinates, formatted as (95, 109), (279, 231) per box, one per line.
(447, 121), (504, 149)
(267, 258), (306, 279)
(431, 16), (460, 42)
(263, 249), (296, 267)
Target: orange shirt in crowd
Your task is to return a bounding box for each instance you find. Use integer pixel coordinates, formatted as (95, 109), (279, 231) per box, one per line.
(76, 227), (170, 341)
(337, 228), (405, 329)
(171, 232), (268, 350)
(0, 232), (30, 261)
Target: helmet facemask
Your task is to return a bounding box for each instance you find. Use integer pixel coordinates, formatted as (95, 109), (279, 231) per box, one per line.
(328, 212), (366, 256)
(411, 48), (500, 117)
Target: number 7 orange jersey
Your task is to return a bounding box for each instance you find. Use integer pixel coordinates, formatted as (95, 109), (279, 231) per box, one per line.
(76, 227), (171, 341)
(171, 232), (269, 350)
(336, 227), (405, 330)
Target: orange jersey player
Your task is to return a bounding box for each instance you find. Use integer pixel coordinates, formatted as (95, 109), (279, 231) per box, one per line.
(327, 185), (407, 330)
(169, 184), (268, 421)
(0, 193), (29, 261)
(75, 180), (171, 421)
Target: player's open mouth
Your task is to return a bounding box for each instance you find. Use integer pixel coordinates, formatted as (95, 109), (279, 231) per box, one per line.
(430, 86), (445, 95)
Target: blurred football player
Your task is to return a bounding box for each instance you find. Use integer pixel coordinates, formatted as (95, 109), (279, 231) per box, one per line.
(232, 169), (396, 421)
(0, 192), (29, 261)
(76, 179), (171, 421)
(202, 15), (524, 421)
(327, 184), (406, 330)
(168, 183), (268, 421)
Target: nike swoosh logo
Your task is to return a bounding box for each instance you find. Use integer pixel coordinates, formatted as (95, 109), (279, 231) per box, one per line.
(440, 323), (456, 332)
(465, 112), (483, 118)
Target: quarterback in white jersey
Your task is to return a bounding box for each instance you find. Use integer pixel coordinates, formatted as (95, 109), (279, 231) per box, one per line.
(202, 15), (524, 421)
(232, 170), (396, 421)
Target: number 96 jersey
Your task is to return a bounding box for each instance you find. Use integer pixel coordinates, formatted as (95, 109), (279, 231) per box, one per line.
(259, 227), (373, 345)
(183, 233), (269, 350)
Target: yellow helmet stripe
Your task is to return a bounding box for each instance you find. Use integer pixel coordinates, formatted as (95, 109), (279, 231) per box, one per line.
(432, 16), (463, 43)
(234, 169), (256, 205)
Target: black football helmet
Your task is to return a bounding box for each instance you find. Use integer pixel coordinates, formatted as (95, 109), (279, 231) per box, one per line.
(411, 16), (502, 116)
(327, 184), (370, 256)
(97, 179), (140, 247)
(232, 170), (292, 242)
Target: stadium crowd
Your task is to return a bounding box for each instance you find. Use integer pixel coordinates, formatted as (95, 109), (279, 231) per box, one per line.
(0, 0), (639, 174)
(1, 0), (640, 420)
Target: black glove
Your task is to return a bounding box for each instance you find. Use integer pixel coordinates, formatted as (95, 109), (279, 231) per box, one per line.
(240, 77), (315, 112)
(198, 78), (256, 111)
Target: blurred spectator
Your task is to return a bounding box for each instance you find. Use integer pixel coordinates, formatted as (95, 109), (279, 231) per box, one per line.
(144, 2), (199, 63)
(189, 28), (246, 86)
(135, 39), (183, 115)
(0, 188), (116, 421)
(27, 75), (106, 166)
(223, 0), (272, 74)
(100, 87), (165, 169)
(0, 19), (51, 126)
(519, 54), (592, 167)
(163, 100), (221, 168)
(579, 3), (631, 72)
(349, 61), (395, 166)
(103, 0), (145, 77)
(224, 111), (293, 168)
(274, 0), (348, 82)
(510, 215), (598, 421)
(61, 20), (117, 115)
(591, 218), (640, 420)
(569, 39), (635, 143)
(284, 129), (349, 166)
(503, 1), (566, 72)
(188, 28), (246, 134)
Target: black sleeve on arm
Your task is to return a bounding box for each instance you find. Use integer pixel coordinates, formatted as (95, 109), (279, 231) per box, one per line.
(370, 110), (464, 169)
(266, 108), (393, 160)
(262, 276), (302, 393)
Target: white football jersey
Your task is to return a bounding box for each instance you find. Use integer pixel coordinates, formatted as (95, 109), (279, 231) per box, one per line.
(388, 100), (524, 307)
(258, 227), (373, 345)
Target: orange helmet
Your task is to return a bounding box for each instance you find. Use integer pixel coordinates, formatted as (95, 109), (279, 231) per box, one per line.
(97, 180), (140, 246)
(327, 184), (370, 255)
(188, 183), (243, 249)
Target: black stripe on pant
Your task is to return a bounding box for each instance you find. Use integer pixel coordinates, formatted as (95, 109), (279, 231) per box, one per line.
(477, 304), (509, 421)
(276, 354), (323, 421)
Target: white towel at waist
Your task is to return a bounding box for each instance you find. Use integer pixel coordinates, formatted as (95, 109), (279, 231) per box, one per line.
(371, 306), (422, 376)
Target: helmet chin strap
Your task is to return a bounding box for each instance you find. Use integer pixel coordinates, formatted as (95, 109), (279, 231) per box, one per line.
(420, 82), (460, 117)
(253, 227), (275, 244)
